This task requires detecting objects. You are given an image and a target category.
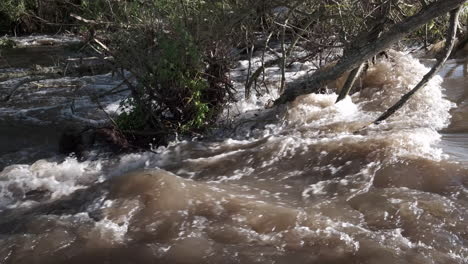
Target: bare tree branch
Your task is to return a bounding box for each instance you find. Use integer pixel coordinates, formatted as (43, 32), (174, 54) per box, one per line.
(274, 0), (468, 105)
(335, 63), (365, 103)
(373, 6), (462, 124)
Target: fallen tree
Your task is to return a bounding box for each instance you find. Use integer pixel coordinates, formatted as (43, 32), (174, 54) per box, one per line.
(373, 6), (462, 124)
(274, 0), (468, 105)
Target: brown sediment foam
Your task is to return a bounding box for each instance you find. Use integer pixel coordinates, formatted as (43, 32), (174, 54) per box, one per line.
(0, 53), (467, 263)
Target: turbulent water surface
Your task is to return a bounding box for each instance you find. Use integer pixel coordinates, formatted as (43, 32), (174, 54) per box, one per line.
(0, 43), (467, 264)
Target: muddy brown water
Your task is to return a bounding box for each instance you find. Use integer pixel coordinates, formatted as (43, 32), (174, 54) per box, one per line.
(0, 48), (467, 264)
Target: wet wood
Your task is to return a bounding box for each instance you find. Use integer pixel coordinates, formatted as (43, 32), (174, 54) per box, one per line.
(274, 0), (468, 105)
(373, 7), (462, 124)
(335, 63), (365, 103)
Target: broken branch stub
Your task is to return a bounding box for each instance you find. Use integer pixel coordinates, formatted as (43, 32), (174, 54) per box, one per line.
(335, 63), (365, 103)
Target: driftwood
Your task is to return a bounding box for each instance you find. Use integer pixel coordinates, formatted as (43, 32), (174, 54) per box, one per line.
(274, 0), (467, 105)
(373, 6), (462, 124)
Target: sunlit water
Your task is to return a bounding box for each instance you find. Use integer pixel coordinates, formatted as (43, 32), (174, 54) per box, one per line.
(0, 46), (467, 264)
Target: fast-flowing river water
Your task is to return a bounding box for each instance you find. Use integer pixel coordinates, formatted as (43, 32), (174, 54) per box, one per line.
(0, 41), (467, 264)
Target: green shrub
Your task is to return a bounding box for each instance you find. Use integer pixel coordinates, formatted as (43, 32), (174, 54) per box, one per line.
(113, 26), (222, 135)
(0, 37), (16, 49)
(115, 97), (147, 131)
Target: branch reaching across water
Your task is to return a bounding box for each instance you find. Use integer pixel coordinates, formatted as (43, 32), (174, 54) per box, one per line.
(373, 6), (462, 125)
(274, 0), (468, 106)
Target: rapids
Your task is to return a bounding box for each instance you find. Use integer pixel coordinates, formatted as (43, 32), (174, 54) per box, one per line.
(0, 45), (467, 263)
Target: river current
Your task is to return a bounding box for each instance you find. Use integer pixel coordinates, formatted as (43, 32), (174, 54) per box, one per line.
(0, 41), (467, 263)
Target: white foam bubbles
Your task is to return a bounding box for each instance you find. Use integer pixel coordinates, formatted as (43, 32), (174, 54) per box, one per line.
(0, 157), (102, 209)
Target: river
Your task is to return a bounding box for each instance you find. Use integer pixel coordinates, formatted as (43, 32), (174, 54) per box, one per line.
(0, 38), (467, 264)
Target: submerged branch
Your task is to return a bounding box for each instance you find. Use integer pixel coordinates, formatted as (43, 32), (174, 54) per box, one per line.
(245, 59), (280, 97)
(335, 63), (365, 103)
(373, 6), (462, 124)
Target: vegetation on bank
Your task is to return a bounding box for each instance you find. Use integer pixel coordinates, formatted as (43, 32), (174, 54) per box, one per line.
(0, 0), (81, 34)
(0, 37), (16, 49)
(1, 0), (467, 149)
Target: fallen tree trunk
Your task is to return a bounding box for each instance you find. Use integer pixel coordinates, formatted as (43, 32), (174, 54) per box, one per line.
(373, 6), (462, 124)
(274, 0), (467, 105)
